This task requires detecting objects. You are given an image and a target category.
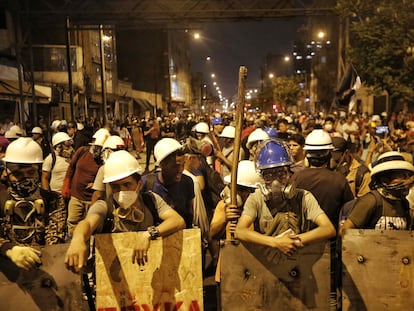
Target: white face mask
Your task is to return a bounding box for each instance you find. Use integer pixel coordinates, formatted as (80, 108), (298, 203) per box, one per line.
(113, 190), (138, 209)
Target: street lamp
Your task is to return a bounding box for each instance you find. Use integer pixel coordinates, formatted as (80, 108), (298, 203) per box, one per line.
(317, 31), (326, 39)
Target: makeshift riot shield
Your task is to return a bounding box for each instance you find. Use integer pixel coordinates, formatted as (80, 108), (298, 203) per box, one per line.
(0, 242), (88, 310)
(220, 240), (331, 310)
(342, 229), (414, 311)
(95, 229), (203, 311)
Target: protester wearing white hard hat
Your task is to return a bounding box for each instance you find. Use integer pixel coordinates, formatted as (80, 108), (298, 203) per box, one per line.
(90, 135), (127, 205)
(65, 150), (185, 273)
(246, 128), (269, 160)
(193, 122), (215, 167)
(0, 137), (66, 269)
(31, 126), (51, 159)
(216, 125), (245, 179)
(142, 138), (196, 229)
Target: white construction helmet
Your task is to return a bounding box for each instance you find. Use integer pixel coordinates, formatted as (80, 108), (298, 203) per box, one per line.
(103, 135), (125, 150)
(10, 125), (23, 136)
(246, 128), (270, 149)
(220, 126), (236, 138)
(31, 127), (43, 134)
(303, 129), (334, 150)
(194, 122), (210, 134)
(103, 150), (143, 183)
(154, 138), (182, 165)
(52, 132), (71, 146)
(371, 151), (414, 178)
(5, 130), (19, 139)
(3, 137), (43, 164)
(223, 160), (263, 188)
(92, 128), (110, 147)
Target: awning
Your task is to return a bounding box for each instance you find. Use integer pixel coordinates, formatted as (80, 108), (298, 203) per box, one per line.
(0, 79), (50, 104)
(133, 98), (153, 111)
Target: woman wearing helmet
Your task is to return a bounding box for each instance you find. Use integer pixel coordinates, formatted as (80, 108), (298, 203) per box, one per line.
(342, 151), (414, 231)
(236, 139), (336, 256)
(64, 150), (185, 273)
(41, 132), (74, 193)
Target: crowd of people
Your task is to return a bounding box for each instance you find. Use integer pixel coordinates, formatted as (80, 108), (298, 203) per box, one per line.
(0, 108), (413, 309)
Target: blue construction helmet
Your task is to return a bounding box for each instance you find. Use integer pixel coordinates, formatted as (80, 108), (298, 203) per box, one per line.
(211, 117), (224, 126)
(264, 127), (277, 138)
(255, 139), (294, 170)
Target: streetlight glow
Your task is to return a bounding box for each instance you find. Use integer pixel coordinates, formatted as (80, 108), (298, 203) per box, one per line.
(317, 31), (325, 39)
(284, 56), (290, 62)
(194, 33), (200, 40)
(211, 73), (215, 78)
(269, 73), (274, 79)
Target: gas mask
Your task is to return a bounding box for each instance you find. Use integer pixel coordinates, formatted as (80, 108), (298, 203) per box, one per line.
(220, 186), (243, 208)
(258, 179), (296, 203)
(10, 178), (40, 198)
(101, 149), (114, 163)
(4, 199), (45, 244)
(93, 145), (104, 164)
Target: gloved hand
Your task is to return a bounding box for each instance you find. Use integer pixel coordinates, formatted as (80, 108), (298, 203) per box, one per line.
(61, 177), (71, 199)
(6, 246), (42, 270)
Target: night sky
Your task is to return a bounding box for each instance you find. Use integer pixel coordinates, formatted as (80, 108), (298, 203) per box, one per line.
(190, 18), (306, 101)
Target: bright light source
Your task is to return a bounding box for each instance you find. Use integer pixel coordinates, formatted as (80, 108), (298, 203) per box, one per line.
(317, 31), (325, 39)
(284, 56), (290, 62)
(194, 33), (200, 40)
(102, 35), (112, 41)
(269, 73), (274, 79)
(213, 82), (217, 85)
(206, 56), (211, 61)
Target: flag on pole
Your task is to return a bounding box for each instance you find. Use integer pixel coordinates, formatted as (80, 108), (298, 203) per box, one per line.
(335, 64), (361, 112)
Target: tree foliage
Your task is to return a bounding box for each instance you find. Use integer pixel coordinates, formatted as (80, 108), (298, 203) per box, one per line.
(271, 76), (301, 111)
(336, 0), (414, 110)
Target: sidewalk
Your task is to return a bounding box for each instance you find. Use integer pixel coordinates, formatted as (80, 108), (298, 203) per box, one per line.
(131, 149), (156, 172)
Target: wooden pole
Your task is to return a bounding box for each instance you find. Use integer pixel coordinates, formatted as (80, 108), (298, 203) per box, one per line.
(230, 66), (247, 239)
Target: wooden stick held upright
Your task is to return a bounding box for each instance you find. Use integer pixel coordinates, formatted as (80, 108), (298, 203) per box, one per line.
(230, 66), (247, 240)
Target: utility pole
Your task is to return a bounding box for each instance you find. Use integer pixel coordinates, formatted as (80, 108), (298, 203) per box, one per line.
(65, 16), (76, 121)
(99, 24), (108, 124)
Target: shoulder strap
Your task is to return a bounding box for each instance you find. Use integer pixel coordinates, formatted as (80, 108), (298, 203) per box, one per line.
(287, 189), (305, 232)
(51, 150), (57, 171)
(365, 189), (384, 228)
(142, 191), (160, 225)
(143, 173), (156, 192)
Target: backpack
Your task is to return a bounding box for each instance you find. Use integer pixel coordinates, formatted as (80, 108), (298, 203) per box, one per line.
(339, 189), (383, 227)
